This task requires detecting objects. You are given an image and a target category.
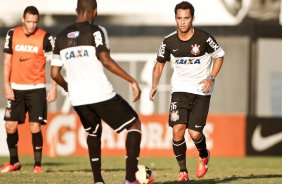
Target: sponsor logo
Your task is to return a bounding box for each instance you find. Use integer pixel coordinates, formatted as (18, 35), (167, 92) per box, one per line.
(4, 33), (11, 49)
(15, 45), (39, 53)
(65, 49), (89, 60)
(48, 35), (55, 49)
(93, 31), (103, 47)
(206, 37), (219, 50)
(175, 58), (200, 65)
(195, 125), (203, 128)
(191, 44), (200, 55)
(67, 31), (80, 39)
(252, 125), (282, 151)
(157, 42), (166, 58)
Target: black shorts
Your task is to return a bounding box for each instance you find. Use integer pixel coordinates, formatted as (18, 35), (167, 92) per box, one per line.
(169, 92), (210, 132)
(4, 88), (47, 124)
(73, 94), (138, 134)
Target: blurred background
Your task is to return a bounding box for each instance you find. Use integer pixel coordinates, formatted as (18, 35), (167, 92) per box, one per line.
(0, 0), (281, 157)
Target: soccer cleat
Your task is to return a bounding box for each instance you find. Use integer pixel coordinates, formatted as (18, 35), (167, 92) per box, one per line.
(196, 150), (210, 178)
(33, 166), (43, 173)
(123, 180), (140, 184)
(177, 171), (189, 182)
(0, 162), (21, 173)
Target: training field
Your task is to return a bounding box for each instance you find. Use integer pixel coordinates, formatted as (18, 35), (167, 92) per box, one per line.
(0, 156), (281, 184)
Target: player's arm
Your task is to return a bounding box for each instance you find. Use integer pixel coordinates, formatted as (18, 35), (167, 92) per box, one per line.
(3, 29), (14, 101)
(150, 61), (165, 101)
(98, 51), (141, 102)
(51, 66), (68, 92)
(3, 53), (14, 101)
(44, 33), (57, 102)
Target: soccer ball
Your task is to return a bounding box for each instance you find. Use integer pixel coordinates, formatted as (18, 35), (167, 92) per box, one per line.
(135, 165), (154, 184)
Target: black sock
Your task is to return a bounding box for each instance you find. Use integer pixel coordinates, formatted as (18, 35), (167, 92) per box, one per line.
(125, 130), (141, 182)
(32, 132), (43, 167)
(87, 134), (103, 183)
(172, 139), (187, 172)
(194, 135), (208, 158)
(7, 131), (19, 165)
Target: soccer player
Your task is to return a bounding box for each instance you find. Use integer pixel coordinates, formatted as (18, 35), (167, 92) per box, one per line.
(149, 1), (225, 182)
(0, 6), (57, 173)
(51, 0), (142, 183)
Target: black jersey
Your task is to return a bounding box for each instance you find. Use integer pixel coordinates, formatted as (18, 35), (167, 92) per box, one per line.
(156, 28), (225, 95)
(52, 21), (115, 106)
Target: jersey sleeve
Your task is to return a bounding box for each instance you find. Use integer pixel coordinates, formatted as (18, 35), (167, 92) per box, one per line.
(43, 33), (55, 61)
(156, 39), (171, 63)
(92, 26), (109, 56)
(3, 29), (14, 54)
(205, 34), (225, 58)
(51, 36), (63, 67)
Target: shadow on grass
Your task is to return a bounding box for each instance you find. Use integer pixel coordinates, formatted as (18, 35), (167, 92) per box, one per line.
(157, 174), (282, 184)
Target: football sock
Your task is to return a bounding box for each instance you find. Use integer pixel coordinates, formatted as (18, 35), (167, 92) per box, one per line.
(7, 131), (19, 165)
(172, 139), (187, 172)
(87, 134), (104, 183)
(125, 129), (141, 182)
(32, 132), (43, 167)
(194, 134), (208, 158)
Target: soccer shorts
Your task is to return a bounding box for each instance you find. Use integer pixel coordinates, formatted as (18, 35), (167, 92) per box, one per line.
(4, 88), (47, 124)
(74, 94), (138, 134)
(168, 92), (211, 132)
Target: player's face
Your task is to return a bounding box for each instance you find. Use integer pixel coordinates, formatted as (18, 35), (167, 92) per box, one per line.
(22, 13), (39, 35)
(175, 9), (194, 33)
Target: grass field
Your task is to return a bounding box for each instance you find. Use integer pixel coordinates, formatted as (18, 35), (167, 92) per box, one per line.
(0, 156), (282, 184)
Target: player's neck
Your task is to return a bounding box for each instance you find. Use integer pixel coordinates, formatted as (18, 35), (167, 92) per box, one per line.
(178, 27), (194, 41)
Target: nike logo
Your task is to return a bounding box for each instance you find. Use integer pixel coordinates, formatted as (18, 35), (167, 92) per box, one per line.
(19, 57), (30, 62)
(195, 125), (202, 128)
(172, 49), (178, 52)
(35, 146), (42, 150)
(252, 125), (282, 151)
(38, 116), (43, 120)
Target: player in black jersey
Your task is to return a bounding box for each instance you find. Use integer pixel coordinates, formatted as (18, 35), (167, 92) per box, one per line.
(51, 0), (142, 184)
(150, 1), (225, 182)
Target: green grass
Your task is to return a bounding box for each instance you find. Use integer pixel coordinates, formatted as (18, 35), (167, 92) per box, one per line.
(0, 156), (282, 184)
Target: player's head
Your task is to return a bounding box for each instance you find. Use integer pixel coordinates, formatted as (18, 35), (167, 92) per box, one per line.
(174, 1), (195, 17)
(22, 6), (39, 35)
(76, 0), (97, 23)
(174, 1), (195, 33)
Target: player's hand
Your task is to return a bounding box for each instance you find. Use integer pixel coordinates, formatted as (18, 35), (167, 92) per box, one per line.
(149, 87), (157, 101)
(46, 86), (57, 103)
(4, 84), (15, 101)
(131, 81), (141, 102)
(199, 79), (214, 93)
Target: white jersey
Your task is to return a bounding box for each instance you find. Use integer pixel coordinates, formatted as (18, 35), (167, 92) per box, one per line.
(51, 22), (115, 106)
(156, 28), (225, 96)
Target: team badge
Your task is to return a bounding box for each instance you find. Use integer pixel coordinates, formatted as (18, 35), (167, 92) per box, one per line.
(67, 31), (80, 38)
(170, 110), (179, 122)
(5, 108), (11, 118)
(191, 44), (200, 55)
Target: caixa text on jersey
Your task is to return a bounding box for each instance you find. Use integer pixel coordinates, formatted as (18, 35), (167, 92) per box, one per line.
(175, 58), (200, 64)
(65, 49), (89, 60)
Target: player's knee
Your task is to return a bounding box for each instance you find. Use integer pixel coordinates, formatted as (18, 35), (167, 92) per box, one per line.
(188, 129), (202, 141)
(128, 118), (141, 131)
(5, 122), (18, 133)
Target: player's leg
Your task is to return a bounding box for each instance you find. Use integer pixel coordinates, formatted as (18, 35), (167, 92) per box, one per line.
(188, 95), (210, 178)
(95, 94), (141, 183)
(169, 92), (190, 182)
(27, 88), (47, 173)
(73, 105), (104, 184)
(1, 91), (26, 173)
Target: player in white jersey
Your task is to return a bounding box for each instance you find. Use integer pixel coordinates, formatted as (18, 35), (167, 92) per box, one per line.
(150, 1), (225, 182)
(51, 0), (142, 184)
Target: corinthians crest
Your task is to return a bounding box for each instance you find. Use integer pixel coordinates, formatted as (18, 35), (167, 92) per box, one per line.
(191, 44), (200, 55)
(170, 110), (179, 122)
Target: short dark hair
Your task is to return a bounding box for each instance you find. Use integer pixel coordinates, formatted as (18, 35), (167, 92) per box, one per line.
(174, 1), (195, 17)
(23, 6), (39, 18)
(77, 0), (97, 14)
